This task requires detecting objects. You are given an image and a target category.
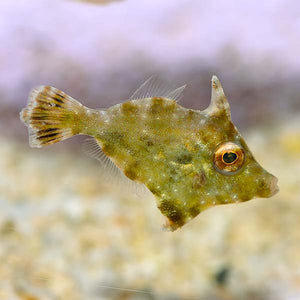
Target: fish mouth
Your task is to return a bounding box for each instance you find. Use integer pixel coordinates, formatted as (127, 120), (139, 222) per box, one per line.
(256, 174), (279, 198)
(268, 176), (279, 197)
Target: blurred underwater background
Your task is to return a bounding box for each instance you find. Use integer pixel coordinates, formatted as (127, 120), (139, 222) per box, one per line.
(0, 0), (300, 299)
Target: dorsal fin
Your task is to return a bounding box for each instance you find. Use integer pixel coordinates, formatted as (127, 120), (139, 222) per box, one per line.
(83, 138), (150, 197)
(129, 76), (186, 102)
(204, 76), (231, 119)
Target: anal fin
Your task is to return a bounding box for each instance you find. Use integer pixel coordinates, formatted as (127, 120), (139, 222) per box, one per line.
(83, 138), (150, 197)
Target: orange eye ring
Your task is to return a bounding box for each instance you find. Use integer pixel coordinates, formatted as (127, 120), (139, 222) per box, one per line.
(214, 142), (245, 174)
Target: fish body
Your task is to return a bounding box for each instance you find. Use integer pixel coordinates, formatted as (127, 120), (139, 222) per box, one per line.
(20, 76), (278, 231)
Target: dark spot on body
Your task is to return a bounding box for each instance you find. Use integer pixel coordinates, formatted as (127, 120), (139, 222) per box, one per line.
(102, 131), (126, 149)
(150, 97), (164, 114)
(124, 169), (137, 180)
(140, 135), (155, 147)
(177, 152), (192, 164)
(193, 172), (206, 189)
(187, 109), (197, 121)
(101, 143), (116, 156)
(201, 133), (210, 144)
(150, 97), (176, 114)
(256, 180), (270, 197)
(189, 205), (201, 217)
(109, 132), (124, 142)
(165, 102), (176, 113)
(121, 101), (139, 114)
(258, 179), (267, 189)
(148, 184), (161, 197)
(158, 200), (185, 227)
(151, 97), (164, 104)
(124, 161), (140, 181)
(168, 165), (180, 180)
(146, 140), (154, 146)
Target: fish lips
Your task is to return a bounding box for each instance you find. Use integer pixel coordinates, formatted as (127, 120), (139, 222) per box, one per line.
(268, 175), (279, 197)
(257, 174), (279, 198)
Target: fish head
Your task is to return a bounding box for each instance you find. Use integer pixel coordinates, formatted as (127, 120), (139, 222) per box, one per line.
(199, 76), (279, 205)
(209, 139), (279, 203)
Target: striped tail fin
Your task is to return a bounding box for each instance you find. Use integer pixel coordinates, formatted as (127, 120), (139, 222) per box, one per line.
(20, 86), (89, 148)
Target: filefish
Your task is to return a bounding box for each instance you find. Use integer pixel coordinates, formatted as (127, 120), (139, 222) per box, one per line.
(20, 76), (279, 231)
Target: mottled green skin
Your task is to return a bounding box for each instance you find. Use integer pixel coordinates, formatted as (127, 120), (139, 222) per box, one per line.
(21, 77), (278, 230)
(88, 95), (277, 230)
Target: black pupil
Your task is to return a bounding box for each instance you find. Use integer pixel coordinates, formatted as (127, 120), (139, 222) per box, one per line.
(223, 152), (237, 164)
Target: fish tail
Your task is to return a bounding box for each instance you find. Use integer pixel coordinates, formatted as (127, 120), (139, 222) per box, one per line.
(20, 86), (100, 148)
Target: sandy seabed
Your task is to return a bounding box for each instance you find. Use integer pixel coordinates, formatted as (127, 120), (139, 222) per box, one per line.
(0, 116), (300, 300)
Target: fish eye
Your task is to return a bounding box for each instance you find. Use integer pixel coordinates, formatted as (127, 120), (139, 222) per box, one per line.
(222, 152), (237, 164)
(214, 142), (244, 174)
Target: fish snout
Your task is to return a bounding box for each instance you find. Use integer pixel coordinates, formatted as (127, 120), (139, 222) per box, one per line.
(256, 173), (279, 198)
(268, 176), (279, 197)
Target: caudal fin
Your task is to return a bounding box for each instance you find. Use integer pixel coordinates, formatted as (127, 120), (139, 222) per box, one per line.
(20, 86), (88, 148)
